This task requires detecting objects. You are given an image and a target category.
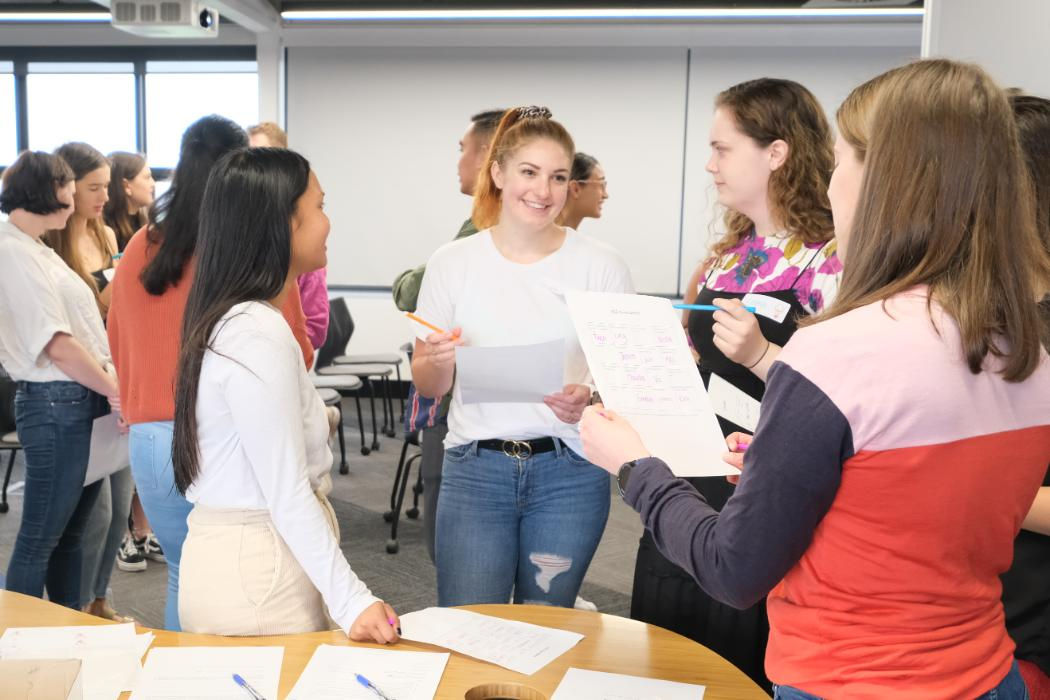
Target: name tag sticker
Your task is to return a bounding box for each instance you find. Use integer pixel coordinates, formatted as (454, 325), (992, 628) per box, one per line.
(742, 293), (791, 323)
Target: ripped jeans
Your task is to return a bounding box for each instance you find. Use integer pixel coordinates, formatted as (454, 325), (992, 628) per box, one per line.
(435, 439), (610, 607)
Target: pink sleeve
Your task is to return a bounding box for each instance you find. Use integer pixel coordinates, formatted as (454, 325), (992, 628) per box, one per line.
(296, 268), (330, 350)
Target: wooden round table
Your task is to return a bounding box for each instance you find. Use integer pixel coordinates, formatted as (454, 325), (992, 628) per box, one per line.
(0, 590), (768, 699)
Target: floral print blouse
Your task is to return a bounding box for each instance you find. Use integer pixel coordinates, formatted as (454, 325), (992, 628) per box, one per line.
(702, 232), (843, 314)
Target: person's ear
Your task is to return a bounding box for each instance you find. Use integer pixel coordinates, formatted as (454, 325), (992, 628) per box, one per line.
(123, 178), (133, 197)
(568, 181), (582, 200)
(768, 140), (789, 172)
(490, 160), (505, 190)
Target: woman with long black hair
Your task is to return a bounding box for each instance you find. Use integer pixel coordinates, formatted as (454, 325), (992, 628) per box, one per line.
(172, 148), (398, 641)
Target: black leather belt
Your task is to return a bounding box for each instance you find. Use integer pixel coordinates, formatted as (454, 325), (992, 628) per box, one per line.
(477, 437), (558, 459)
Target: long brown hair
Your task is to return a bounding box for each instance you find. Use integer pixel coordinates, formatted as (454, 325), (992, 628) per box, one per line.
(45, 142), (115, 313)
(471, 106), (575, 230)
(1010, 94), (1050, 256)
(104, 152), (149, 251)
(710, 78), (835, 259)
(820, 59), (1050, 381)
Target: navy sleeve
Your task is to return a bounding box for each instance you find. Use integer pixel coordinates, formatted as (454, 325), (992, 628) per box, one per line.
(624, 361), (855, 609)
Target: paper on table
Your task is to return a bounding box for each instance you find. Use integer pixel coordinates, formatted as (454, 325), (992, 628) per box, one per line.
(131, 647), (283, 700)
(287, 644), (449, 700)
(707, 372), (761, 433)
(565, 291), (735, 477)
(455, 338), (564, 404)
(0, 623), (153, 700)
(551, 668), (705, 700)
(399, 607), (583, 676)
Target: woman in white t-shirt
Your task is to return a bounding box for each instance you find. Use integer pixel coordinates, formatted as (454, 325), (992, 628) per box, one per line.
(0, 151), (121, 608)
(413, 106), (634, 606)
(170, 148), (398, 642)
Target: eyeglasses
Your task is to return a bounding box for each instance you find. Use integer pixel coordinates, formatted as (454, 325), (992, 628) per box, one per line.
(574, 178), (608, 190)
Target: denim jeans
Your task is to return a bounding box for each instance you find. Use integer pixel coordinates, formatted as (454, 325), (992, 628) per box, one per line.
(435, 439), (610, 607)
(129, 421), (190, 630)
(80, 466), (135, 605)
(772, 660), (1030, 699)
(6, 381), (105, 608)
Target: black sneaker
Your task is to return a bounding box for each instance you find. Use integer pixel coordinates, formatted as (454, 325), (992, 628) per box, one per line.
(116, 534), (147, 572)
(135, 533), (166, 563)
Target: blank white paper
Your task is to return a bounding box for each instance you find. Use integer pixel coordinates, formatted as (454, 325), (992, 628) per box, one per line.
(455, 338), (565, 404)
(551, 668), (706, 700)
(399, 607), (583, 676)
(565, 291), (736, 477)
(130, 646), (283, 700)
(287, 644), (449, 700)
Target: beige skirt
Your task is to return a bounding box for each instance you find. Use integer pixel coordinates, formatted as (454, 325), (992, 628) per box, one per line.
(178, 490), (339, 636)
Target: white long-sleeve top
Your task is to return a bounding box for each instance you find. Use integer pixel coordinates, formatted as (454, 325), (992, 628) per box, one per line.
(185, 300), (378, 633)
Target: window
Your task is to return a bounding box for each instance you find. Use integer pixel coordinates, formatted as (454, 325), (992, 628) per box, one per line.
(26, 62), (137, 154)
(0, 62), (16, 167)
(145, 61), (258, 168)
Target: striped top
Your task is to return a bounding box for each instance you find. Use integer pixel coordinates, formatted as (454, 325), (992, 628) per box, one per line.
(625, 288), (1050, 698)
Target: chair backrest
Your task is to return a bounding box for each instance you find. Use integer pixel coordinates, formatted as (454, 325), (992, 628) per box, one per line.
(0, 370), (16, 435)
(315, 296), (355, 370)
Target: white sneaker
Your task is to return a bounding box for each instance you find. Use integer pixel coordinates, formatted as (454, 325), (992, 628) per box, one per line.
(574, 595), (597, 612)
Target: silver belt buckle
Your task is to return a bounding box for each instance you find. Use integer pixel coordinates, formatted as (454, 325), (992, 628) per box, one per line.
(502, 440), (533, 460)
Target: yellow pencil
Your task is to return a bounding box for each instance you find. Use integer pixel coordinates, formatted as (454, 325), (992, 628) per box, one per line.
(405, 312), (447, 335)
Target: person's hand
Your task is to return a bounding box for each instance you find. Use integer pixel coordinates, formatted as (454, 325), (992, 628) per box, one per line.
(107, 392), (121, 416)
(579, 405), (650, 474)
(348, 600), (400, 644)
(712, 298), (768, 368)
(422, 328), (463, 370)
(543, 384), (591, 424)
(723, 432), (751, 484)
(117, 416), (130, 435)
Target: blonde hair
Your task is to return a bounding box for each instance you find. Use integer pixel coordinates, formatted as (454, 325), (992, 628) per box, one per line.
(835, 66), (905, 162)
(471, 107), (575, 230)
(819, 59), (1050, 381)
(247, 121), (288, 148)
(710, 78), (835, 260)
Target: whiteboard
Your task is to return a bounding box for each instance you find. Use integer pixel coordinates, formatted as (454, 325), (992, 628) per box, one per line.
(287, 46), (689, 294)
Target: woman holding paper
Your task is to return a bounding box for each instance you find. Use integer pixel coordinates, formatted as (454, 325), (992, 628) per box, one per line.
(171, 148), (398, 642)
(0, 151), (120, 608)
(634, 78), (840, 689)
(582, 59), (1050, 699)
(412, 106), (634, 608)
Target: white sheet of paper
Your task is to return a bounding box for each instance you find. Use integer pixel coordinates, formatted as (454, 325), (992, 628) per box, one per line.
(287, 645), (448, 700)
(565, 291), (736, 477)
(85, 412), (130, 486)
(551, 668), (706, 700)
(131, 647), (283, 700)
(707, 373), (761, 432)
(0, 624), (153, 700)
(399, 607), (583, 676)
(455, 338), (564, 404)
(742, 292), (791, 323)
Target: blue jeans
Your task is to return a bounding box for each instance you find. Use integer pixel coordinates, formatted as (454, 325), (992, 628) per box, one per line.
(80, 466), (134, 606)
(129, 421), (189, 630)
(773, 660), (1030, 699)
(435, 439), (610, 607)
(6, 381), (105, 608)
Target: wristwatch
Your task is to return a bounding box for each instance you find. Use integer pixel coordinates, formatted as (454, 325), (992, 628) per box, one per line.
(616, 459), (639, 499)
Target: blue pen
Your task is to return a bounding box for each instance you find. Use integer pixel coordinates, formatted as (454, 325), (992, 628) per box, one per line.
(356, 672), (396, 700)
(673, 303), (757, 312)
(232, 673), (266, 700)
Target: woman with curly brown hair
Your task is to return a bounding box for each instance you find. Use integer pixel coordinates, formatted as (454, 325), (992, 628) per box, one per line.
(634, 78), (841, 690)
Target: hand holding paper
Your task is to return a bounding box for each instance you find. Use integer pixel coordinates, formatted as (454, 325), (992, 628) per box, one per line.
(543, 383), (591, 424)
(580, 405), (651, 474)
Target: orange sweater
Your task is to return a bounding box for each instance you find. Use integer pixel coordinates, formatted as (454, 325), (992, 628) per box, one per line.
(108, 227), (314, 424)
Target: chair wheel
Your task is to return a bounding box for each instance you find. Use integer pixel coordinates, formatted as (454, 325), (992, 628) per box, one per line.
(382, 511), (394, 523)
(361, 446), (371, 456)
(0, 502), (8, 514)
(386, 540), (399, 554)
(339, 462), (349, 475)
(406, 507), (419, 519)
(371, 440), (381, 451)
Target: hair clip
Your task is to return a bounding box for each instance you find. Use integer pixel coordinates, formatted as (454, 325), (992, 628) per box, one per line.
(517, 106), (552, 120)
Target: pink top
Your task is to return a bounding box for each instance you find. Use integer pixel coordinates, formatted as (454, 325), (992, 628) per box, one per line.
(297, 267), (329, 350)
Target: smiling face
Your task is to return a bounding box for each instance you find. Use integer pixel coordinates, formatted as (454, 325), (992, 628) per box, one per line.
(490, 137), (571, 229)
(706, 107), (781, 220)
(289, 171), (330, 276)
(574, 163), (608, 219)
(828, 134), (865, 263)
(73, 165), (110, 220)
(125, 163), (155, 210)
